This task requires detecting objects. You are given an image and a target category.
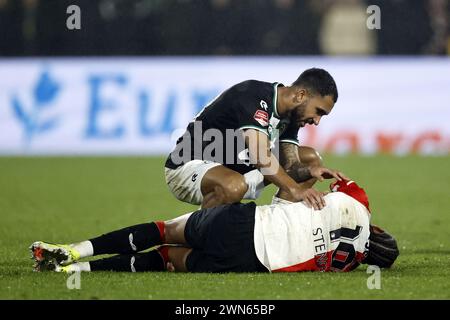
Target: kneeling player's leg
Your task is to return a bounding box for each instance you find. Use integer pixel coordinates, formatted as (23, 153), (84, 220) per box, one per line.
(201, 165), (248, 208)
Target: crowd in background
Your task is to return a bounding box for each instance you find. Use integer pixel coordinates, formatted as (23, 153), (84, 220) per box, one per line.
(0, 0), (448, 56)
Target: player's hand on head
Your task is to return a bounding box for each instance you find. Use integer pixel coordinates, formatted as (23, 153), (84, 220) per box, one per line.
(288, 186), (326, 210)
(309, 166), (349, 182)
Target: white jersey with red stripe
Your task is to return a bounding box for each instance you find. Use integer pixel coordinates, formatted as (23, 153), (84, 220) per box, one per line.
(253, 192), (371, 272)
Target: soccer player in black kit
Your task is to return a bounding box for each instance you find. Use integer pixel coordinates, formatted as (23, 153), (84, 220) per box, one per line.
(165, 68), (348, 209)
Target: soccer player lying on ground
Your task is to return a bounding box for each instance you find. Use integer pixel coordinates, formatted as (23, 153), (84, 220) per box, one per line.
(31, 180), (399, 273)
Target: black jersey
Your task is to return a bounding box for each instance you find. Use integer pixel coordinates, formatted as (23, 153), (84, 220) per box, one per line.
(165, 80), (300, 175)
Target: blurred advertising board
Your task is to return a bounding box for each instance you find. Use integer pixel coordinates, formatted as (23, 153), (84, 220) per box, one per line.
(0, 57), (448, 155)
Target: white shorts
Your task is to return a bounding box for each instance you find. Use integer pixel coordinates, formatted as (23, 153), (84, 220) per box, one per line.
(165, 160), (221, 205)
(165, 160), (266, 205)
(242, 169), (265, 200)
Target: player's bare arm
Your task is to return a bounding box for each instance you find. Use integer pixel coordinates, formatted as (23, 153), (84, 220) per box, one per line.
(279, 143), (349, 183)
(243, 129), (325, 210)
(279, 143), (313, 182)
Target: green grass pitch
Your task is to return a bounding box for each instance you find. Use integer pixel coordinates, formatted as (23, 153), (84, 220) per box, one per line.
(0, 155), (449, 300)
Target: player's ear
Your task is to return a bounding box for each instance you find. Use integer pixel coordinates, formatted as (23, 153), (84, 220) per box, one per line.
(293, 87), (306, 103)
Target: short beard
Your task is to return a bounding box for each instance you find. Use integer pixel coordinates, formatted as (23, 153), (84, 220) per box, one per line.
(290, 100), (307, 122)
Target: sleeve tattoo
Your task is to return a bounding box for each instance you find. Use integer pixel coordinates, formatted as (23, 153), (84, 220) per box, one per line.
(279, 143), (312, 182)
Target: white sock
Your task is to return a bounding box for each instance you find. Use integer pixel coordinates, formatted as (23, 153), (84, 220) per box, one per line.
(67, 262), (91, 272)
(70, 241), (94, 258)
(243, 170), (265, 200)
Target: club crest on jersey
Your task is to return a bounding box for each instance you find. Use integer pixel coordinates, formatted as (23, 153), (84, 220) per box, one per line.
(254, 110), (269, 127)
(260, 100), (268, 111)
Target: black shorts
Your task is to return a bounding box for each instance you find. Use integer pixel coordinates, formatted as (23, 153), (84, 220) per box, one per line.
(184, 202), (268, 273)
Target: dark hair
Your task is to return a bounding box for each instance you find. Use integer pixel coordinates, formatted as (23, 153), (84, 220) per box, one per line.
(292, 68), (338, 103)
(363, 225), (400, 268)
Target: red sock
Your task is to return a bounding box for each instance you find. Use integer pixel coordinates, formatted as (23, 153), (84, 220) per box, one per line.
(155, 221), (165, 243)
(157, 246), (170, 265)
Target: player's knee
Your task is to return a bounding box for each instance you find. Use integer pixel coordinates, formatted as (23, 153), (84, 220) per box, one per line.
(299, 146), (323, 167)
(164, 221), (183, 244)
(219, 175), (247, 203)
(164, 222), (176, 243)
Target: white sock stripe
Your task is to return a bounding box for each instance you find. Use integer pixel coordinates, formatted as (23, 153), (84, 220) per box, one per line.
(130, 256), (136, 272)
(129, 233), (137, 251)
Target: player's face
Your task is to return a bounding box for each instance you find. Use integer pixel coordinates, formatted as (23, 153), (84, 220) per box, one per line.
(293, 94), (334, 128)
